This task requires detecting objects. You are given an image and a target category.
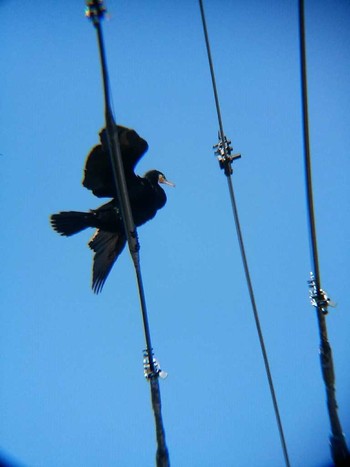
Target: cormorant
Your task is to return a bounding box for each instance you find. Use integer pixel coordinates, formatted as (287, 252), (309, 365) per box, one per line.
(50, 125), (173, 293)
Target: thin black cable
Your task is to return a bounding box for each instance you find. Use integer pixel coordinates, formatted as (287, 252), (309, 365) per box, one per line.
(226, 177), (290, 467)
(198, 0), (225, 148)
(299, 1), (349, 464)
(94, 18), (155, 365)
(299, 0), (320, 290)
(198, 1), (291, 466)
(86, 2), (169, 465)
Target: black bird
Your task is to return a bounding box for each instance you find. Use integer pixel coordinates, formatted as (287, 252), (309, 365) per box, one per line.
(50, 125), (173, 293)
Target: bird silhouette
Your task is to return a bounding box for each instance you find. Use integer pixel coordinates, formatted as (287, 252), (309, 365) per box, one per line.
(50, 125), (173, 293)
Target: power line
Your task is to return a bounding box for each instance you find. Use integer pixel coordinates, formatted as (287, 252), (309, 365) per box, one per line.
(85, 2), (169, 466)
(198, 2), (291, 466)
(299, 1), (349, 464)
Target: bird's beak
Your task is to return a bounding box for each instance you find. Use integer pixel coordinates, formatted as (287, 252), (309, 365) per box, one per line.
(159, 175), (175, 187)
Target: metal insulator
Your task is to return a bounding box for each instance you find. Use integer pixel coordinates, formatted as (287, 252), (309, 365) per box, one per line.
(143, 350), (168, 380)
(213, 134), (241, 174)
(308, 272), (336, 315)
(85, 0), (107, 24)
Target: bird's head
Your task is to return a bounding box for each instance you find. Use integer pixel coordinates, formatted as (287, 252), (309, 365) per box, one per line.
(144, 170), (175, 188)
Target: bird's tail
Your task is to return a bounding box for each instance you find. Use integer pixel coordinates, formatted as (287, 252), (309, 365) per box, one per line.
(50, 211), (94, 237)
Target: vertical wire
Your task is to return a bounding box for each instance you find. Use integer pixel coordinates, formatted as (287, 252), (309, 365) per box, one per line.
(94, 20), (156, 365)
(198, 1), (291, 466)
(198, 0), (227, 157)
(87, 3), (170, 465)
(299, 0), (349, 463)
(298, 0), (321, 289)
(226, 177), (291, 467)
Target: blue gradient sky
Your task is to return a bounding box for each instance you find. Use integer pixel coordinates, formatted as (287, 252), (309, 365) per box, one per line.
(1, 1), (350, 466)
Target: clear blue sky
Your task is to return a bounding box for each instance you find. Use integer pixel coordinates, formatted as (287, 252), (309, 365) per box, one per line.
(1, 1), (350, 466)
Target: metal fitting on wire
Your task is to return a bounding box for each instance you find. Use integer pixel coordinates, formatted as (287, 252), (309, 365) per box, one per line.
(85, 0), (107, 24)
(213, 133), (241, 175)
(308, 273), (336, 315)
(143, 350), (168, 380)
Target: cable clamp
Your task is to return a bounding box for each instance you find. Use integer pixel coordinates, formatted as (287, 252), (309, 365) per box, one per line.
(308, 273), (336, 315)
(143, 350), (168, 380)
(85, 0), (107, 24)
(213, 133), (241, 175)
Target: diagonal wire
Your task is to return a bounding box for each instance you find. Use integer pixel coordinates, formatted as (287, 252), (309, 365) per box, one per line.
(299, 1), (349, 464)
(198, 1), (291, 466)
(85, 2), (169, 465)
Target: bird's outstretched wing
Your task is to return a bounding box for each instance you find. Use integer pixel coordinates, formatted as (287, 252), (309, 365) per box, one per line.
(83, 125), (148, 198)
(88, 229), (127, 293)
(82, 144), (112, 198)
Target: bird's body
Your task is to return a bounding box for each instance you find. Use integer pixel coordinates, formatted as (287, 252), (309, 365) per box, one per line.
(50, 125), (173, 293)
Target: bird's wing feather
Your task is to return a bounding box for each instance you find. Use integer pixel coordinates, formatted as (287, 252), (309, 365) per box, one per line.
(82, 125), (148, 198)
(88, 229), (126, 293)
(82, 144), (115, 197)
(113, 125), (149, 173)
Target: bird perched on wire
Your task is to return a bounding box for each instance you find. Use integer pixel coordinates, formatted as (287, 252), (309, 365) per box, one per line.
(50, 125), (174, 293)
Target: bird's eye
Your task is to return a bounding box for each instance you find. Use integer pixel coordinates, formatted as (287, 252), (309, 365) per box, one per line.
(158, 174), (175, 187)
